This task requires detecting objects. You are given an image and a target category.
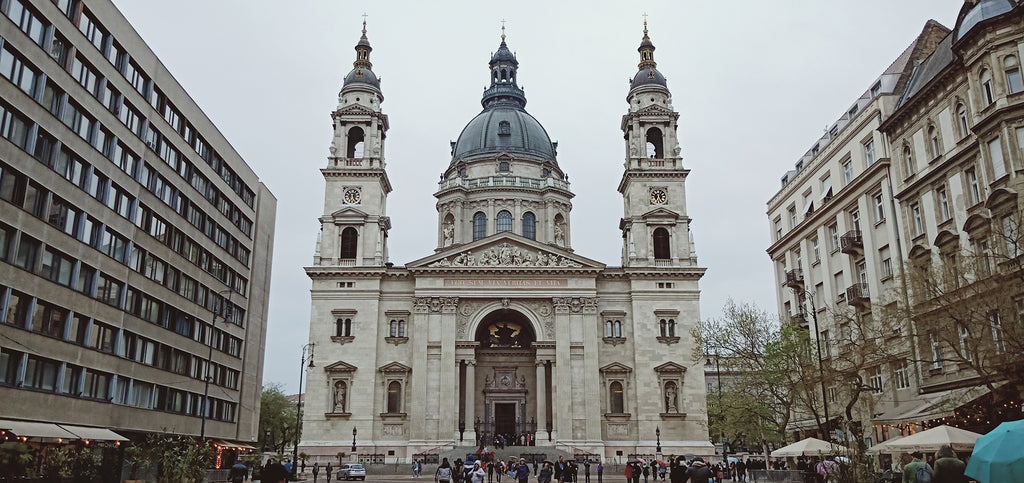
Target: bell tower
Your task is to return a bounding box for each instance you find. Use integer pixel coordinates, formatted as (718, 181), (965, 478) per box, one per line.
(316, 21), (392, 267)
(618, 21), (696, 268)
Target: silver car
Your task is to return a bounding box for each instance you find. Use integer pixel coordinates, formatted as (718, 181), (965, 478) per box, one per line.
(339, 463), (366, 480)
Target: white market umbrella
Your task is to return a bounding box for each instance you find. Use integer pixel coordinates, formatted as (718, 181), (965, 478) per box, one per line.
(868, 425), (982, 454)
(770, 438), (850, 458)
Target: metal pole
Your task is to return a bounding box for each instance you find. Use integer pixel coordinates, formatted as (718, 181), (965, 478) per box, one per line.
(293, 344), (313, 480)
(807, 299), (831, 440)
(716, 354), (727, 471)
(200, 290), (231, 441)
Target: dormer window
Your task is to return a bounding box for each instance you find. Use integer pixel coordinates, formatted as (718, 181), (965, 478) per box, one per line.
(542, 168), (550, 178)
(498, 120), (511, 136)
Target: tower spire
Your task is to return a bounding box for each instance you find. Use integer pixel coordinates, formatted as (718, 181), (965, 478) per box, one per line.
(353, 17), (373, 70)
(638, 17), (657, 70)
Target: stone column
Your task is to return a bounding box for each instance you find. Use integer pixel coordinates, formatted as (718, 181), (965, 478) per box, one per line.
(465, 360), (477, 443)
(536, 360), (548, 441)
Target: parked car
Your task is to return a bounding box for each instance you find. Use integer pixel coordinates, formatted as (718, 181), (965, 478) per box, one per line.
(339, 463), (366, 480)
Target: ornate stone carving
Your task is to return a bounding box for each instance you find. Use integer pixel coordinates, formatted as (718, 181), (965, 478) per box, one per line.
(501, 298), (511, 308)
(441, 297), (459, 313)
(581, 297), (599, 314)
(442, 220), (454, 247)
(382, 424), (404, 436)
(552, 297), (572, 314)
(427, 243), (582, 268)
(429, 298), (443, 313)
(413, 297), (430, 313)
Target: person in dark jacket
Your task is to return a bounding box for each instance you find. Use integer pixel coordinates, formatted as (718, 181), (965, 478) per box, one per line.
(669, 457), (687, 483)
(932, 445), (966, 483)
(539, 462), (554, 483)
(685, 459), (712, 483)
(517, 458), (532, 483)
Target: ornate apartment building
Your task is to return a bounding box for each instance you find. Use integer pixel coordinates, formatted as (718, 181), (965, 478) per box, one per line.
(767, 0), (1023, 446)
(300, 23), (710, 463)
(0, 0), (276, 445)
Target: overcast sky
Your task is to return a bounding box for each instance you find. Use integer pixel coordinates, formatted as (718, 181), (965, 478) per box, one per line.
(110, 0), (965, 394)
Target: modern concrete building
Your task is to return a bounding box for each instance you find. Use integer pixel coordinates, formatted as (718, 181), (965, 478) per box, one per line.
(300, 23), (709, 463)
(0, 0), (276, 446)
(768, 0), (1024, 447)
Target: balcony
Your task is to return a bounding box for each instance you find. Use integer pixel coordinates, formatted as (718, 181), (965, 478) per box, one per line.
(437, 175), (570, 192)
(846, 283), (871, 307)
(840, 230), (863, 255)
(783, 269), (804, 289)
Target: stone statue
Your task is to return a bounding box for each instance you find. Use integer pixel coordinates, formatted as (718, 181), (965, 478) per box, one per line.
(442, 221), (454, 246)
(554, 223), (565, 246)
(665, 384), (678, 413)
(333, 381), (347, 413)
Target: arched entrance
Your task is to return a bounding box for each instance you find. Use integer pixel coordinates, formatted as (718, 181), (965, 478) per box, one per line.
(472, 309), (538, 446)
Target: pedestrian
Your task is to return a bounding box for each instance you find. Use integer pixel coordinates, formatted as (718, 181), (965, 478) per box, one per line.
(489, 460), (495, 483)
(437, 457), (455, 483)
(631, 463), (640, 483)
(556, 456), (566, 483)
(597, 461), (604, 483)
(455, 459), (465, 483)
(313, 463), (320, 483)
(932, 445), (966, 483)
(684, 458), (712, 483)
(415, 459), (422, 478)
(327, 462), (333, 482)
(902, 451), (932, 483)
(625, 463), (634, 483)
(229, 461), (248, 483)
(643, 463), (650, 483)
(535, 461), (539, 477)
(518, 458), (531, 483)
(585, 460), (592, 483)
(284, 459), (294, 478)
(472, 462), (487, 483)
(496, 460), (504, 483)
(669, 458), (685, 483)
(658, 463), (665, 481)
(263, 460), (289, 483)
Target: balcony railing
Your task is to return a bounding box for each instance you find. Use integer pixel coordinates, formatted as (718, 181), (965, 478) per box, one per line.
(437, 176), (571, 191)
(783, 269), (804, 288)
(846, 283), (870, 306)
(840, 230), (863, 255)
(790, 313), (809, 330)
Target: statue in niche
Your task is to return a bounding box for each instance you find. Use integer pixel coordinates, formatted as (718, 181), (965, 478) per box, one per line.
(554, 223), (565, 246)
(442, 221), (455, 246)
(664, 383), (678, 413)
(333, 381), (347, 413)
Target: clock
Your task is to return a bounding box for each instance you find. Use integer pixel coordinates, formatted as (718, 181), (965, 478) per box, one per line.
(650, 188), (668, 204)
(343, 188), (361, 204)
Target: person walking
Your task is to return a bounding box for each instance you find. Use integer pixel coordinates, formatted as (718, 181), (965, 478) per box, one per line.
(262, 460), (289, 483)
(584, 460), (592, 483)
(555, 457), (566, 483)
(735, 460), (746, 483)
(684, 459), (712, 483)
(517, 459), (532, 483)
(597, 461), (603, 483)
(932, 445), (966, 483)
(488, 460), (495, 483)
(642, 464), (650, 483)
(625, 462), (634, 483)
(312, 463), (320, 483)
(472, 462), (487, 483)
(437, 458), (455, 483)
(539, 462), (554, 483)
(669, 458), (685, 483)
(902, 451), (933, 483)
(327, 462), (333, 482)
(229, 461), (248, 483)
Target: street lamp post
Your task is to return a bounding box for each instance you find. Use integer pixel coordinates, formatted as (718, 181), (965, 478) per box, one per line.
(715, 354), (727, 471)
(655, 426), (661, 454)
(293, 343), (315, 480)
(352, 427), (357, 454)
(200, 290), (233, 441)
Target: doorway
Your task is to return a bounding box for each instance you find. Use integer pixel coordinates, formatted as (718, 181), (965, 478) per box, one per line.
(495, 403), (516, 437)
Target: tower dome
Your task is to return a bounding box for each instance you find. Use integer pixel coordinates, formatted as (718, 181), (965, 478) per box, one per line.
(450, 32), (558, 164)
(629, 20), (668, 90)
(343, 20), (379, 89)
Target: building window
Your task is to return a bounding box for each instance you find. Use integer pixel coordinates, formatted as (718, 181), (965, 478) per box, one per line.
(938, 187), (950, 222)
(1005, 56), (1023, 94)
(498, 120), (511, 135)
(989, 311), (1004, 354)
(82, 370), (110, 399)
(981, 69), (994, 105)
(522, 212), (536, 240)
(868, 366), (883, 394)
(893, 361), (910, 390)
(842, 159), (853, 184)
(24, 355), (58, 391)
(389, 319), (406, 338)
(821, 330), (831, 358)
(903, 145), (915, 177)
(874, 192), (885, 222)
(788, 206), (797, 229)
(864, 139), (876, 166)
(880, 246), (892, 278)
(498, 161), (510, 172)
(811, 238), (820, 262)
(966, 168), (981, 205)
(496, 210), (512, 233)
(989, 137), (1007, 180)
(957, 104), (970, 138)
(820, 176), (833, 202)
(829, 223), (839, 251)
(659, 319), (676, 337)
(346, 126), (365, 158)
(958, 325), (972, 362)
(928, 126), (941, 158)
(803, 191), (814, 216)
(387, 381), (402, 413)
(1003, 216), (1019, 259)
(646, 128), (663, 158)
(930, 333), (942, 370)
(911, 203), (924, 237)
(609, 381), (625, 414)
(653, 227), (670, 259)
(336, 318), (352, 337)
(774, 218), (782, 241)
(605, 320), (622, 338)
(472, 212), (487, 241)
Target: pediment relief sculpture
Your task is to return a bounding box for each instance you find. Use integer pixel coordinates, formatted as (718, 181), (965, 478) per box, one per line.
(427, 242), (582, 268)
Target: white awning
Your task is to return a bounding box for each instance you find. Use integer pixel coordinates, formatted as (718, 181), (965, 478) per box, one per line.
(0, 419), (78, 439)
(57, 424), (129, 441)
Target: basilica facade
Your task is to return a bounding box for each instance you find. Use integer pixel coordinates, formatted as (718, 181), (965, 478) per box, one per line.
(299, 22), (711, 462)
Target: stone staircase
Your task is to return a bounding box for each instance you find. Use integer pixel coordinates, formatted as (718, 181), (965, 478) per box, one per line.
(438, 445), (576, 466)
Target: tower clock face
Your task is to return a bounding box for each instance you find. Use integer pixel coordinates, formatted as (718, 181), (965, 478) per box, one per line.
(650, 188), (668, 204)
(343, 188), (361, 204)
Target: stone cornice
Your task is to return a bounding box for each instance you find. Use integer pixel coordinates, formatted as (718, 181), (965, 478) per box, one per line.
(305, 266), (388, 278)
(597, 268), (706, 280)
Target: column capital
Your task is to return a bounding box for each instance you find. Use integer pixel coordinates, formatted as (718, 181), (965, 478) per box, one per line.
(535, 360), (547, 367)
(465, 360), (477, 367)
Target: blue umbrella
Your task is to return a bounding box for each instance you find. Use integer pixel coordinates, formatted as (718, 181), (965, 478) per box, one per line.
(965, 419), (1024, 483)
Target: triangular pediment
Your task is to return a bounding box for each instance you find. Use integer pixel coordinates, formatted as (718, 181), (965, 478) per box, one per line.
(407, 232), (605, 270)
(599, 362), (633, 374)
(653, 361), (687, 374)
(336, 104), (375, 115)
(326, 207), (369, 223)
(323, 361), (358, 373)
(640, 207), (682, 220)
(636, 104), (675, 116)
(378, 361), (412, 374)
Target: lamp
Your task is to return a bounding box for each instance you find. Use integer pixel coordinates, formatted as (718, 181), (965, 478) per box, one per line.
(352, 427), (357, 453)
(292, 343), (315, 480)
(655, 426), (661, 453)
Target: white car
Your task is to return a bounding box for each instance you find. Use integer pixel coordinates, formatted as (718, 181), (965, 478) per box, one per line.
(339, 463), (366, 480)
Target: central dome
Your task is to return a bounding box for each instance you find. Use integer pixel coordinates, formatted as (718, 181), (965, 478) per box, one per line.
(450, 37), (557, 165)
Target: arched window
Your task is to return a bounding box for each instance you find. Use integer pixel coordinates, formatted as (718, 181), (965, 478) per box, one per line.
(522, 212), (536, 240)
(387, 381), (401, 413)
(398, 320), (406, 337)
(609, 381), (624, 414)
(346, 126), (365, 158)
(605, 321), (613, 337)
(390, 320), (398, 337)
(497, 210), (512, 233)
(957, 104), (969, 138)
(668, 319), (676, 337)
(928, 126), (940, 158)
(389, 319), (406, 338)
(473, 212), (487, 241)
(498, 161), (510, 172)
(613, 320), (622, 338)
(1006, 56), (1023, 94)
(903, 145), (915, 176)
(653, 227), (670, 259)
(660, 319), (667, 337)
(336, 318), (352, 337)
(981, 69), (994, 105)
(498, 121), (511, 136)
(646, 128), (664, 158)
(340, 227), (358, 259)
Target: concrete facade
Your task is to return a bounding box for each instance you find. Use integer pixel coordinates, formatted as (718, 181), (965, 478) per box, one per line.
(300, 24), (710, 463)
(0, 0), (275, 443)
